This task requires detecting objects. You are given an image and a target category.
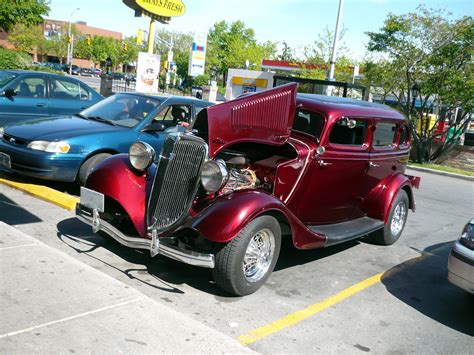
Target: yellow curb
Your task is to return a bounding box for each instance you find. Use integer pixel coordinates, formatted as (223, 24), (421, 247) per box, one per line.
(0, 178), (79, 211)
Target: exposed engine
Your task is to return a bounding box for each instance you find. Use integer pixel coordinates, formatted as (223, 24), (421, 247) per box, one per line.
(218, 150), (259, 194)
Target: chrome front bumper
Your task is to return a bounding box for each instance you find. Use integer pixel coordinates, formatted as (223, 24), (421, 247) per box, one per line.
(76, 204), (215, 269)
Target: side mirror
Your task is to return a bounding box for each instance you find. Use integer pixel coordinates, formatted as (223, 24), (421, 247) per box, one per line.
(142, 122), (166, 133)
(341, 116), (356, 129)
(315, 146), (325, 158)
(2, 88), (17, 98)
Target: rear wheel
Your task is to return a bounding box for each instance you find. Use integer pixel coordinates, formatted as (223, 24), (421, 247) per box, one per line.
(77, 153), (111, 186)
(372, 190), (409, 245)
(213, 215), (281, 296)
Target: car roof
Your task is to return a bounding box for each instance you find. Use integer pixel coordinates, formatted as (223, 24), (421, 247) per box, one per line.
(121, 92), (214, 106)
(297, 93), (406, 121)
(1, 69), (65, 77)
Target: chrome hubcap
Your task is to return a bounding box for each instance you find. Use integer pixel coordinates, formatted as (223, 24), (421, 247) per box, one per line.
(391, 202), (407, 236)
(243, 228), (275, 283)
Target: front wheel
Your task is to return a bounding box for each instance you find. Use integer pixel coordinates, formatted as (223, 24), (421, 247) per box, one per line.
(213, 215), (281, 296)
(372, 190), (409, 245)
(77, 153), (112, 186)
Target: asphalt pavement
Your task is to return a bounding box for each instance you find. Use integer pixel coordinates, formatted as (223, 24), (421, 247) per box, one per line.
(0, 222), (253, 353)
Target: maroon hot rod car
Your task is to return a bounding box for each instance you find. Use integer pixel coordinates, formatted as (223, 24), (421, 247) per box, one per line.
(77, 83), (420, 296)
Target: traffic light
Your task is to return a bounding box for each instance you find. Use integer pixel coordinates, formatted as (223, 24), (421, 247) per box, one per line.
(124, 42), (128, 51)
(87, 35), (91, 46)
(68, 35), (72, 44)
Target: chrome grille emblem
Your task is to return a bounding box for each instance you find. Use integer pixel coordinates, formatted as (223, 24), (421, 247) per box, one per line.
(9, 137), (15, 144)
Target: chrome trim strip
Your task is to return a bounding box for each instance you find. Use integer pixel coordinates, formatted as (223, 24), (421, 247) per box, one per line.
(76, 204), (215, 268)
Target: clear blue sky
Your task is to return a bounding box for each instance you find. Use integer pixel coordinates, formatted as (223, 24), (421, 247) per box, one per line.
(48, 0), (472, 60)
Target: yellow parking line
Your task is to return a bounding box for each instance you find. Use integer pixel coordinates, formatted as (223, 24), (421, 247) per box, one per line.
(0, 178), (79, 211)
(239, 272), (383, 345)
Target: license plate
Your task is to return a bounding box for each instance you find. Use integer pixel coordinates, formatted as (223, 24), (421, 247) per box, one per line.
(80, 187), (104, 212)
(0, 152), (11, 169)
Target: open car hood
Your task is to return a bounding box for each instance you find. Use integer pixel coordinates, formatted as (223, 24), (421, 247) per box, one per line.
(205, 82), (297, 157)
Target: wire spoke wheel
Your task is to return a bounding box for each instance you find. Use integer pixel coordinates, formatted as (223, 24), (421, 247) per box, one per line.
(390, 201), (407, 236)
(243, 228), (275, 283)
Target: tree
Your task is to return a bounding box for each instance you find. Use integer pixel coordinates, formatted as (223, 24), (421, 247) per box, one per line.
(303, 25), (354, 81)
(8, 22), (42, 53)
(207, 20), (277, 84)
(367, 7), (473, 163)
(0, 0), (49, 32)
(278, 41), (294, 61)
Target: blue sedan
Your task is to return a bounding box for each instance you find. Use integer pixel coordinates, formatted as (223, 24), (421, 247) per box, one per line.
(0, 93), (213, 184)
(0, 70), (102, 127)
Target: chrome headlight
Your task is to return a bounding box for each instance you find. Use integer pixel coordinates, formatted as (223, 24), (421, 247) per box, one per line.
(201, 159), (228, 193)
(129, 141), (155, 171)
(27, 140), (70, 153)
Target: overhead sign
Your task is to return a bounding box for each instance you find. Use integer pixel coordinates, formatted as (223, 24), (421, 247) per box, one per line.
(136, 52), (161, 94)
(123, 0), (185, 22)
(188, 31), (207, 77)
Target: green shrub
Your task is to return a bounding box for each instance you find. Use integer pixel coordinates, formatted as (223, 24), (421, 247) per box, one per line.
(193, 74), (210, 87)
(0, 48), (31, 69)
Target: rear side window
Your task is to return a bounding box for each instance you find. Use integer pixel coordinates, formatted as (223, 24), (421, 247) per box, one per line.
(399, 124), (410, 145)
(51, 78), (91, 100)
(373, 122), (397, 147)
(292, 110), (325, 140)
(329, 119), (367, 145)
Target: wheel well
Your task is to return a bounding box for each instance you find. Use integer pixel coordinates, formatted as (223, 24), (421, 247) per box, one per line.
(83, 149), (119, 163)
(262, 210), (292, 238)
(402, 185), (414, 209)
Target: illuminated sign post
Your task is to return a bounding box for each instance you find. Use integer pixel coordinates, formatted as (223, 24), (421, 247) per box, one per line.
(188, 31), (207, 77)
(122, 0), (186, 53)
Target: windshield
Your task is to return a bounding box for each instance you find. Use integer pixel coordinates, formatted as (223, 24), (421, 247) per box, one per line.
(80, 93), (162, 128)
(0, 72), (17, 88)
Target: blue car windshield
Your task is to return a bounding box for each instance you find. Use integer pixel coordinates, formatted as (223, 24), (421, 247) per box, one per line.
(0, 72), (17, 88)
(80, 94), (162, 128)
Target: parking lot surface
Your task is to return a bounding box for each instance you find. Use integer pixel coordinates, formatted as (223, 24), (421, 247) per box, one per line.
(0, 169), (473, 353)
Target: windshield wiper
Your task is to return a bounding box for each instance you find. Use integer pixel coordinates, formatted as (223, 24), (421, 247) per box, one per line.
(87, 116), (116, 126)
(74, 113), (90, 120)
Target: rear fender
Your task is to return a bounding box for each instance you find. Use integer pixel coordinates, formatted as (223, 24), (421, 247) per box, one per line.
(86, 154), (148, 237)
(362, 173), (416, 224)
(190, 190), (326, 249)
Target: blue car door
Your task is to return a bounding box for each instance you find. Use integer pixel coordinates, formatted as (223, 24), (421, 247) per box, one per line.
(0, 74), (49, 126)
(48, 76), (96, 116)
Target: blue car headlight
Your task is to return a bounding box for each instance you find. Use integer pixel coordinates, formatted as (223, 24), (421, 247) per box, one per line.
(27, 140), (71, 153)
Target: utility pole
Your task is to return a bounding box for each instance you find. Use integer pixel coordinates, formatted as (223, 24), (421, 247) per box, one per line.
(147, 18), (156, 54)
(67, 7), (80, 75)
(327, 0), (344, 81)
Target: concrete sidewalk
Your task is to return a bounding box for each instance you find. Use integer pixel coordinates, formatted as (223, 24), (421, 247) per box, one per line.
(0, 222), (253, 353)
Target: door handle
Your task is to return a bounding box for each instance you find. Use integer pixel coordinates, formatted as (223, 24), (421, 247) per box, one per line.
(368, 161), (379, 168)
(36, 103), (46, 107)
(318, 160), (333, 167)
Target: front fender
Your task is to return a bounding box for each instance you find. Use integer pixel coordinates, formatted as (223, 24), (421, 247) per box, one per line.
(362, 173), (415, 224)
(190, 190), (326, 249)
(86, 154), (148, 237)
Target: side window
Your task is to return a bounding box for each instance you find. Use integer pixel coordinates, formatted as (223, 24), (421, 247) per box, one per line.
(373, 122), (397, 148)
(12, 77), (46, 98)
(293, 110), (325, 139)
(153, 105), (191, 125)
(329, 119), (367, 145)
(51, 78), (90, 100)
(399, 124), (410, 146)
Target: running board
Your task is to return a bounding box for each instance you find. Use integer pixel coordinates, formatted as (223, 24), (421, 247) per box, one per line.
(309, 217), (384, 247)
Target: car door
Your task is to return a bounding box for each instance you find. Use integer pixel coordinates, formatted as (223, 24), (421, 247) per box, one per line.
(360, 119), (409, 210)
(48, 76), (94, 116)
(295, 117), (371, 224)
(0, 74), (49, 125)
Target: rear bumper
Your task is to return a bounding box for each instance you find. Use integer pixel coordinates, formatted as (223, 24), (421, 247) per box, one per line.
(76, 203), (215, 268)
(0, 141), (83, 182)
(447, 241), (474, 294)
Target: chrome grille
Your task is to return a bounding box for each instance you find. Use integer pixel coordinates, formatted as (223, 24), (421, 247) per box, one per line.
(147, 134), (207, 232)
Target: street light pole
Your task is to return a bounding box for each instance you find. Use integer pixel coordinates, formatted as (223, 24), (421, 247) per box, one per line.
(327, 0), (344, 81)
(68, 7), (80, 75)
